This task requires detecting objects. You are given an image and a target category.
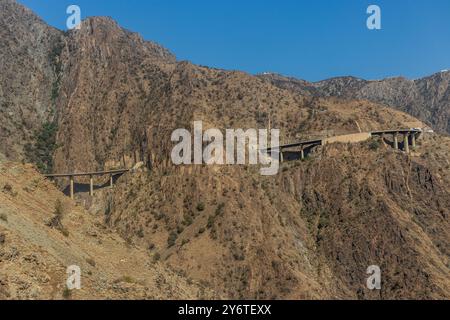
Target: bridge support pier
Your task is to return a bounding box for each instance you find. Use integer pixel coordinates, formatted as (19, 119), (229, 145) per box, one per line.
(45, 169), (128, 200)
(411, 134), (416, 149)
(89, 175), (94, 196)
(70, 176), (74, 200)
(280, 150), (284, 163)
(404, 134), (410, 153)
(300, 147), (305, 160)
(381, 133), (386, 145)
(394, 133), (399, 150)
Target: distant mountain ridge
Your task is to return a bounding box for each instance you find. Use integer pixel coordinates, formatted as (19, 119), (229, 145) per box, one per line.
(258, 71), (450, 135)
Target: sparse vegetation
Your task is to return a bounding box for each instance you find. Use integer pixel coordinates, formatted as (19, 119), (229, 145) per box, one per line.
(47, 199), (69, 237)
(215, 203), (225, 216)
(2, 184), (17, 197)
(182, 213), (193, 226)
(168, 231), (178, 247)
(61, 229), (70, 237)
(207, 215), (215, 229)
(104, 196), (113, 224)
(155, 212), (166, 221)
(206, 203), (225, 230)
(368, 138), (381, 151)
(86, 258), (96, 267)
(62, 287), (72, 299)
(152, 252), (161, 263)
(3, 184), (12, 193)
(114, 275), (137, 284)
(196, 202), (205, 212)
(318, 215), (329, 229)
(24, 121), (58, 174)
(233, 253), (245, 261)
(0, 213), (8, 222)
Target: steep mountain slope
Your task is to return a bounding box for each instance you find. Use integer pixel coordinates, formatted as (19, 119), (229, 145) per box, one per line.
(1, 0), (449, 300)
(52, 17), (424, 175)
(0, 0), (62, 160)
(103, 138), (450, 300)
(259, 71), (450, 135)
(0, 160), (212, 299)
(48, 18), (449, 299)
(53, 16), (177, 174)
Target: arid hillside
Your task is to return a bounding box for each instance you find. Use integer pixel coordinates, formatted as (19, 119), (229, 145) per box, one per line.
(0, 160), (212, 299)
(104, 137), (450, 299)
(0, 0), (449, 300)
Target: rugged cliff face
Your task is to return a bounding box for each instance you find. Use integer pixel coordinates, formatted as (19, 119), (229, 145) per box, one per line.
(0, 0), (62, 160)
(51, 16), (424, 174)
(0, 0), (431, 171)
(53, 16), (176, 173)
(105, 140), (450, 299)
(259, 72), (450, 135)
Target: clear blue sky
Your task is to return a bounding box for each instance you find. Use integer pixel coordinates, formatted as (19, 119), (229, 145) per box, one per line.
(18, 0), (450, 81)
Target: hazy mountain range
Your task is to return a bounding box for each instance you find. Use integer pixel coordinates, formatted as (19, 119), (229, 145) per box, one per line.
(259, 71), (450, 135)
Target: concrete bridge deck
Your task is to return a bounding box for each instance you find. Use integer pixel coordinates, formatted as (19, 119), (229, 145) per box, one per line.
(265, 139), (323, 152)
(44, 169), (129, 178)
(44, 169), (129, 199)
(263, 128), (423, 160)
(46, 128), (423, 199)
(371, 129), (422, 135)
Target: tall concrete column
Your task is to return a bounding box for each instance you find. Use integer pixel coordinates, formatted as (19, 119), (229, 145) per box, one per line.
(404, 134), (410, 153)
(70, 176), (74, 200)
(280, 150), (284, 163)
(394, 133), (399, 150)
(110, 174), (114, 188)
(300, 147), (305, 160)
(411, 134), (416, 149)
(89, 175), (94, 196)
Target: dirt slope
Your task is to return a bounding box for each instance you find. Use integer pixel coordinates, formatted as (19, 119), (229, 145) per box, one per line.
(0, 160), (212, 299)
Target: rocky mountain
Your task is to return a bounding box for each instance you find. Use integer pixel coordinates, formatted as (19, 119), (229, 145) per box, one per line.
(0, 0), (449, 300)
(0, 160), (212, 299)
(259, 71), (450, 135)
(105, 137), (450, 299)
(0, 0), (63, 160)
